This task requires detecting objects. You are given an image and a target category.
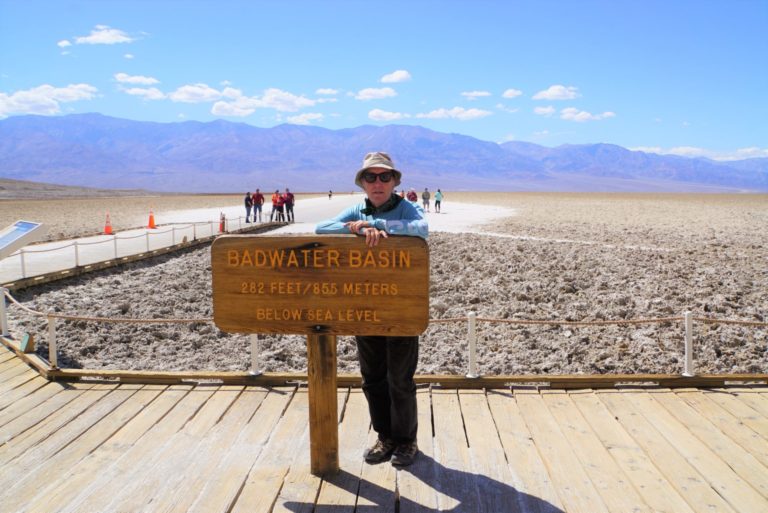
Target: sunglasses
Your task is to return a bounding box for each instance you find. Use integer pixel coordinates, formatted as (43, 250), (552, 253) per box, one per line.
(362, 171), (395, 183)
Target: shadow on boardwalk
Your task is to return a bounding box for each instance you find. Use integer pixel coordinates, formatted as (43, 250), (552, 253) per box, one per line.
(286, 453), (563, 512)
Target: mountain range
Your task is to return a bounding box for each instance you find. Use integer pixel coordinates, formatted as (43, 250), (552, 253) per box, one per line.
(0, 113), (766, 193)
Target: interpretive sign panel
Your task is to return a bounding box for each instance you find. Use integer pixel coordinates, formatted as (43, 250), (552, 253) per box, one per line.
(0, 221), (47, 260)
(211, 235), (429, 336)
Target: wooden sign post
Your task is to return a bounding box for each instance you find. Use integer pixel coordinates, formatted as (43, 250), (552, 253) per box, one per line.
(211, 235), (429, 475)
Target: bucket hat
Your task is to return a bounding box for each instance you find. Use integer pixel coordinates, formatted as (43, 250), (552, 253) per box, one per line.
(355, 152), (402, 188)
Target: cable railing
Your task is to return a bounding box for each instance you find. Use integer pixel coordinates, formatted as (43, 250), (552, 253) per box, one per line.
(2, 288), (765, 378)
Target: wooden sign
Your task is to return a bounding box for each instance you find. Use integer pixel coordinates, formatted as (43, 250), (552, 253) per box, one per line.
(211, 235), (429, 336)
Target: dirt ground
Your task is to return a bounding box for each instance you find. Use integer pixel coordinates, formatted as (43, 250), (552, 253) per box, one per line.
(4, 192), (767, 375)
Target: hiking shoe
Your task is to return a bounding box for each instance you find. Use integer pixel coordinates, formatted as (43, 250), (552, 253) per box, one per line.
(391, 441), (419, 467)
(363, 438), (396, 464)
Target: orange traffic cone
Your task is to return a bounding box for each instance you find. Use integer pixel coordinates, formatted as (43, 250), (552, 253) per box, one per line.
(104, 213), (113, 235)
(147, 209), (156, 229)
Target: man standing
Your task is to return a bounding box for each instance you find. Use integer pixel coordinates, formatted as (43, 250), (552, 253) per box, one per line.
(421, 188), (431, 212)
(315, 151), (428, 467)
(244, 192), (253, 223)
(283, 187), (295, 223)
(252, 189), (265, 222)
(270, 189), (280, 222)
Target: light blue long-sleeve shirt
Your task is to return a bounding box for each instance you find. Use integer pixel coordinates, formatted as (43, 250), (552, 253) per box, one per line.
(315, 196), (428, 239)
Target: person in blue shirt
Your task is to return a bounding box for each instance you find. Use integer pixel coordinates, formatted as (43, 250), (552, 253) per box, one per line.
(316, 151), (427, 467)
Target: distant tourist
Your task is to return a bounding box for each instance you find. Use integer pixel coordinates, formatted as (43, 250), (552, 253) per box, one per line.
(275, 191), (286, 222)
(283, 187), (295, 223)
(315, 151), (427, 468)
(252, 188), (265, 222)
(244, 192), (253, 223)
(329, 189), (333, 200)
(399, 189), (405, 198)
(270, 189), (280, 222)
(421, 188), (431, 212)
(434, 189), (443, 213)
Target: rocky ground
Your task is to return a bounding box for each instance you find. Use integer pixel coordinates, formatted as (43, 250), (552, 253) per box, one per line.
(4, 193), (767, 375)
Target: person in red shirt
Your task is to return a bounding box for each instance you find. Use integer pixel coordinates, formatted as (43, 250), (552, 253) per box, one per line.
(275, 191), (286, 222)
(282, 187), (295, 223)
(270, 190), (280, 222)
(252, 188), (265, 222)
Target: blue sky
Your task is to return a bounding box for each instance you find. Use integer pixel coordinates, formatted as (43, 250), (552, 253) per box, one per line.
(1, 0), (766, 160)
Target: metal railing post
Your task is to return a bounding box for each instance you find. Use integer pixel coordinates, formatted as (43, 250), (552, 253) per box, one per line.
(145, 232), (150, 252)
(683, 311), (694, 376)
(466, 311), (479, 378)
(48, 316), (58, 368)
(249, 334), (262, 376)
(193, 223), (197, 240)
(0, 288), (9, 337)
(74, 241), (80, 267)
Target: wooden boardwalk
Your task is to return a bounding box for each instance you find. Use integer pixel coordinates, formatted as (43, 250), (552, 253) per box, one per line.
(1, 345), (768, 512)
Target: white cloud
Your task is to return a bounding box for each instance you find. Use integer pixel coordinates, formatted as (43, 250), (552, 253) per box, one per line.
(210, 87), (315, 115)
(0, 83), (98, 117)
(560, 107), (615, 122)
(286, 112), (324, 125)
(629, 146), (768, 161)
(496, 103), (518, 114)
(316, 97), (338, 103)
(355, 87), (397, 100)
(57, 40), (71, 48)
(122, 87), (165, 100)
(533, 84), (580, 100)
(533, 130), (550, 137)
(114, 72), (159, 85)
(416, 107), (492, 121)
(124, 53), (134, 59)
(369, 109), (410, 121)
(380, 70), (411, 83)
(499, 134), (516, 143)
(534, 106), (555, 116)
(502, 88), (523, 99)
(316, 88), (338, 95)
(211, 98), (256, 117)
(258, 88), (315, 111)
(75, 25), (134, 45)
(168, 83), (222, 103)
(461, 90), (491, 100)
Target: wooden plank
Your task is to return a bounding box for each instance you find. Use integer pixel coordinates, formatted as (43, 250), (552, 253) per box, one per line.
(0, 381), (96, 448)
(396, 387), (440, 513)
(355, 427), (397, 513)
(597, 389), (737, 512)
(0, 348), (17, 363)
(187, 387), (297, 513)
(676, 389), (768, 468)
(273, 388), (349, 513)
(0, 373), (48, 412)
(0, 384), (160, 513)
(0, 356), (24, 376)
(570, 389), (695, 513)
(307, 333), (338, 476)
(59, 384), (214, 513)
(486, 388), (564, 513)
(230, 386), (308, 513)
(652, 389), (768, 499)
(431, 388), (478, 512)
(146, 386), (271, 513)
(721, 387), (768, 420)
(314, 388), (373, 512)
(0, 366), (41, 399)
(541, 389), (651, 512)
(0, 379), (71, 427)
(23, 385), (188, 513)
(703, 388), (768, 439)
(0, 383), (124, 468)
(515, 389), (610, 513)
(94, 385), (244, 513)
(630, 389), (765, 512)
(459, 388), (525, 512)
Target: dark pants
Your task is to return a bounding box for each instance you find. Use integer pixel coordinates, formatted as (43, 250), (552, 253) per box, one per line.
(355, 335), (419, 444)
(245, 205), (252, 221)
(286, 204), (294, 222)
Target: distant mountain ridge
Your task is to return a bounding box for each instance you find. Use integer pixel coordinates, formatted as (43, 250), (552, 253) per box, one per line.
(0, 113), (765, 192)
